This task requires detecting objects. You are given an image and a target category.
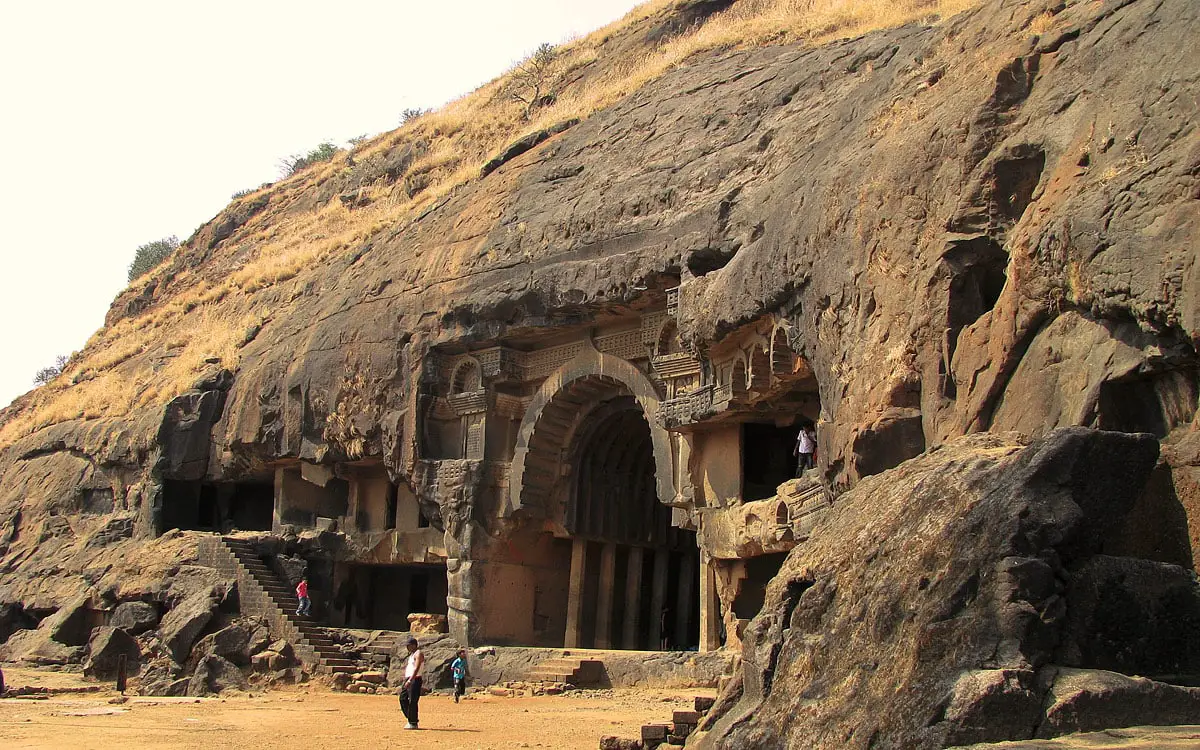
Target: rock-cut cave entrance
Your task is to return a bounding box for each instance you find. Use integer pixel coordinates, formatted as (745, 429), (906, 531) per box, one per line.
(160, 478), (274, 534)
(331, 563), (449, 631)
(507, 370), (699, 652)
(562, 395), (699, 651)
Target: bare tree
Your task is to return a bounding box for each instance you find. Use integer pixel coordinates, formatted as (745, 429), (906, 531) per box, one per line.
(33, 354), (71, 386)
(507, 43), (559, 120)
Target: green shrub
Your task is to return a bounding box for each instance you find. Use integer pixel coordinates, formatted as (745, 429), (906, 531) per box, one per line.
(400, 108), (428, 125)
(280, 142), (340, 176)
(127, 236), (180, 281)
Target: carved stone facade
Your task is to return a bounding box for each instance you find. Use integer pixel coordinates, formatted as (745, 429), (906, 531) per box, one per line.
(247, 289), (832, 652)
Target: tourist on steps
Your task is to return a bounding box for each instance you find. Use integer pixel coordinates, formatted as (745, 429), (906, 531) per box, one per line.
(794, 424), (816, 476)
(295, 577), (311, 617)
(451, 648), (468, 703)
(400, 637), (426, 729)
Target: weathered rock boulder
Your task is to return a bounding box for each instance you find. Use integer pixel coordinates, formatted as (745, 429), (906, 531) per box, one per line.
(407, 612), (448, 635)
(0, 593), (93, 665)
(187, 654), (248, 696)
(1037, 668), (1200, 739)
(164, 566), (234, 609)
(159, 589), (217, 663)
(83, 626), (141, 679)
(0, 602), (36, 644)
(109, 601), (159, 635)
(1058, 555), (1200, 676)
(698, 429), (1200, 749)
(188, 623), (252, 667)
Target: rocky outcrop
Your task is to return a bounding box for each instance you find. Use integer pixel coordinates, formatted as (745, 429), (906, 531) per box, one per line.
(188, 623), (252, 667)
(187, 653), (248, 696)
(159, 589), (218, 663)
(83, 626), (141, 679)
(110, 601), (159, 635)
(0, 0), (1193, 623)
(697, 429), (1200, 749)
(1037, 668), (1200, 739)
(0, 593), (93, 665)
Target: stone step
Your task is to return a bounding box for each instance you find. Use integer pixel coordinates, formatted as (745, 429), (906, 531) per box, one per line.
(322, 658), (358, 667)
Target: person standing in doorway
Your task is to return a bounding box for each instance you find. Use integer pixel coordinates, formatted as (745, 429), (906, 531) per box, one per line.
(399, 637), (425, 729)
(794, 424), (816, 476)
(451, 648), (468, 703)
(295, 577), (311, 617)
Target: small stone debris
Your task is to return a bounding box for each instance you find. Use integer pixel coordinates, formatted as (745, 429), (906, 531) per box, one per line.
(604, 694), (715, 749)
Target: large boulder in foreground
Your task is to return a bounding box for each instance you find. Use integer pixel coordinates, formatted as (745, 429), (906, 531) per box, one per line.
(109, 601), (159, 635)
(189, 623), (252, 667)
(0, 593), (93, 665)
(187, 654), (248, 696)
(698, 429), (1200, 749)
(83, 626), (141, 679)
(159, 589), (217, 663)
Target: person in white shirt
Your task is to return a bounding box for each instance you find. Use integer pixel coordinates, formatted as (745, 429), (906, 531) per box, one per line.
(399, 637), (425, 729)
(794, 424), (816, 476)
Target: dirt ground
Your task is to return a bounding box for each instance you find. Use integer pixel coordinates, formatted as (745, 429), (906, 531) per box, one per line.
(0, 667), (697, 750)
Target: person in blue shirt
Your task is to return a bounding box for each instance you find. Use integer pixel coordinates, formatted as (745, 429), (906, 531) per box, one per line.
(451, 648), (468, 703)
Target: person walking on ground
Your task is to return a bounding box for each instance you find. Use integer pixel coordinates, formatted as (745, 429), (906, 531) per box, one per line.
(399, 637), (425, 729)
(451, 648), (468, 703)
(794, 424), (816, 476)
(295, 577), (311, 617)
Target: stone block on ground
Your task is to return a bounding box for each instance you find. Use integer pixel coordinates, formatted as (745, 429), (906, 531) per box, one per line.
(694, 696), (715, 713)
(407, 612), (448, 635)
(386, 633), (459, 689)
(672, 710), (700, 725)
(83, 626), (141, 679)
(641, 724), (669, 741)
(600, 737), (643, 750)
(250, 651), (274, 672)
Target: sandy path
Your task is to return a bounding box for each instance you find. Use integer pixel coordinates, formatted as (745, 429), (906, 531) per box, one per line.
(0, 668), (694, 750)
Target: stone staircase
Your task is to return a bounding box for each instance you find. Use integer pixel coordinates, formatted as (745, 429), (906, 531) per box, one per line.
(527, 655), (604, 685)
(197, 536), (365, 675)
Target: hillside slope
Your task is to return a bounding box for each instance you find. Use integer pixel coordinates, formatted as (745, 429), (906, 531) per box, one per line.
(0, 0), (1196, 657)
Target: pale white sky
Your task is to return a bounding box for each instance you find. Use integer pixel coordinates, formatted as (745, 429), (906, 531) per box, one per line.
(0, 0), (645, 409)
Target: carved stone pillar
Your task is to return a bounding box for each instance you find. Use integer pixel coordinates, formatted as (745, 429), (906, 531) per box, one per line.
(595, 542), (618, 649)
(699, 553), (722, 652)
(564, 538), (588, 648)
(622, 546), (645, 650)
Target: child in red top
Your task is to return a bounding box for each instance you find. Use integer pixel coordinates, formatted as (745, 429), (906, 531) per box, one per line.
(295, 577), (311, 617)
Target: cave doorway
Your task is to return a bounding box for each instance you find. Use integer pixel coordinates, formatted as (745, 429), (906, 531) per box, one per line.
(160, 479), (274, 534)
(742, 423), (800, 501)
(563, 392), (698, 651)
(731, 552), (789, 620)
(336, 563), (449, 631)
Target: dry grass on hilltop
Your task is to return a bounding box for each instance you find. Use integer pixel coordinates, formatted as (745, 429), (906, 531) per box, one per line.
(0, 0), (980, 448)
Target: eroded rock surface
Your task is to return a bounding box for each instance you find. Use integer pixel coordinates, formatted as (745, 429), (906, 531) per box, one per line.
(697, 429), (1200, 749)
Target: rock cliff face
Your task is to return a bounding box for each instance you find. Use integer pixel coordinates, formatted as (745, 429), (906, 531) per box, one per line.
(695, 429), (1200, 748)
(0, 0), (1197, 742)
